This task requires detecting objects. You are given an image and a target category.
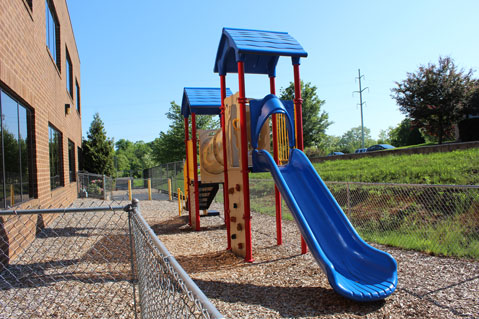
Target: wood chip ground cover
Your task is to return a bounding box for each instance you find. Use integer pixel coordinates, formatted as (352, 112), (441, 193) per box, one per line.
(138, 198), (479, 319)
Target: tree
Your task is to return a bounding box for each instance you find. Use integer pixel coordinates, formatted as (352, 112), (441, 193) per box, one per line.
(338, 126), (374, 153)
(82, 113), (115, 175)
(115, 139), (156, 177)
(389, 118), (425, 147)
(280, 81), (331, 148)
(391, 56), (475, 144)
(151, 101), (219, 164)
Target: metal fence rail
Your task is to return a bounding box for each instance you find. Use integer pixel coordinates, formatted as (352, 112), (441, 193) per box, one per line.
(0, 201), (223, 319)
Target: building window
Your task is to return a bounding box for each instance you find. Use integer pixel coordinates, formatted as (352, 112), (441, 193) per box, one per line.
(68, 140), (75, 182)
(66, 48), (73, 97)
(0, 89), (35, 208)
(77, 146), (82, 171)
(49, 125), (63, 190)
(45, 0), (60, 69)
(75, 79), (80, 113)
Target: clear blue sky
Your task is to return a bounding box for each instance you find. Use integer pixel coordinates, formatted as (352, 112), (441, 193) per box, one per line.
(68, 0), (479, 144)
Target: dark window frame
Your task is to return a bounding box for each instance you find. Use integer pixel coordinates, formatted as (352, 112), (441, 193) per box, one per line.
(68, 139), (75, 183)
(48, 124), (63, 190)
(0, 87), (36, 208)
(45, 0), (61, 70)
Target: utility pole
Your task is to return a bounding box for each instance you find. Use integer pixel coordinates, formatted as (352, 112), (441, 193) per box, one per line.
(353, 69), (368, 149)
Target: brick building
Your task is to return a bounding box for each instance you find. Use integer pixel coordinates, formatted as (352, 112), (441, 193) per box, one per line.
(0, 0), (82, 268)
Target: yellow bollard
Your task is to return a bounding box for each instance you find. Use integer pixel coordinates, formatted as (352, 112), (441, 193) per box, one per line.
(128, 179), (132, 201)
(10, 184), (14, 206)
(168, 178), (172, 201)
(147, 178), (152, 200)
(177, 188), (182, 216)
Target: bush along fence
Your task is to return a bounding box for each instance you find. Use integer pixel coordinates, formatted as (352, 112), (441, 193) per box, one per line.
(0, 200), (223, 319)
(246, 179), (479, 259)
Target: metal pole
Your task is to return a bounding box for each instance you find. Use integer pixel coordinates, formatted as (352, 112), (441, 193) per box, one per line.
(359, 69), (365, 149)
(293, 62), (307, 254)
(147, 178), (152, 200)
(102, 174), (106, 200)
(184, 117), (192, 226)
(270, 75), (282, 246)
(192, 113), (201, 231)
(353, 69), (368, 149)
(127, 199), (139, 319)
(237, 61), (253, 262)
(220, 74), (231, 250)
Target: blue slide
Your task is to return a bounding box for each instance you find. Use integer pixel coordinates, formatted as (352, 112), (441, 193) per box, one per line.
(253, 148), (398, 301)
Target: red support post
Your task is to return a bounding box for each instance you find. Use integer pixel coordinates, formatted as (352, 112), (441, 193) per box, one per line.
(270, 76), (282, 246)
(293, 63), (308, 254)
(237, 61), (253, 262)
(184, 117), (192, 226)
(191, 113), (201, 231)
(220, 75), (231, 250)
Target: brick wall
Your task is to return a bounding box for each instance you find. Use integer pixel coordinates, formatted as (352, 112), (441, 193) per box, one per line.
(0, 0), (82, 268)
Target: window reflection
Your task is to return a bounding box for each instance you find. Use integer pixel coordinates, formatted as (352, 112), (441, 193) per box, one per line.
(0, 90), (34, 208)
(49, 125), (62, 189)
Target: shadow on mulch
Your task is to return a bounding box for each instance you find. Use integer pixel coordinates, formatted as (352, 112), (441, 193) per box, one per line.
(175, 250), (243, 274)
(195, 278), (385, 318)
(150, 215), (225, 235)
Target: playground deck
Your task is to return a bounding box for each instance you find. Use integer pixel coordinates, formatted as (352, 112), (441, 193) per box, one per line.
(139, 199), (479, 319)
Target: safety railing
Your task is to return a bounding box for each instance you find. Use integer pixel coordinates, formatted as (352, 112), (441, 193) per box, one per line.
(0, 200), (223, 318)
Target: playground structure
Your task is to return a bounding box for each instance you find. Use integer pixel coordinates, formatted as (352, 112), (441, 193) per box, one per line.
(181, 28), (398, 301)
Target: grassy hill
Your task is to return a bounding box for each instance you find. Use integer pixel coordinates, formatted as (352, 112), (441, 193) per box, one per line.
(253, 148), (479, 185)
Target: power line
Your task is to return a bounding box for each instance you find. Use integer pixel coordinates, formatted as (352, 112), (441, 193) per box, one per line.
(353, 69), (368, 149)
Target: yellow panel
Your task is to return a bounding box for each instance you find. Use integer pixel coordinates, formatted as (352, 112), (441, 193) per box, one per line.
(187, 140), (194, 179)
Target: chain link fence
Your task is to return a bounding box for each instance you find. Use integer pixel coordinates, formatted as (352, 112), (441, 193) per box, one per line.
(129, 200), (223, 319)
(248, 179), (479, 259)
(144, 161), (184, 197)
(0, 201), (223, 318)
(77, 172), (114, 200)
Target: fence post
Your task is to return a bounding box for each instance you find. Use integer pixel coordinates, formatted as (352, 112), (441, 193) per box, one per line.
(102, 175), (107, 200)
(10, 184), (14, 206)
(346, 182), (351, 216)
(147, 178), (152, 200)
(126, 198), (139, 319)
(128, 179), (132, 201)
(168, 178), (172, 201)
(177, 188), (182, 216)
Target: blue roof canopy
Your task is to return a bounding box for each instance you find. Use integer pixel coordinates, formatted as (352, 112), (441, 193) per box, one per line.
(214, 28), (308, 76)
(181, 87), (233, 118)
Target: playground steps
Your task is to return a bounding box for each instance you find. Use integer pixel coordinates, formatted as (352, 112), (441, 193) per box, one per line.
(197, 182), (219, 210)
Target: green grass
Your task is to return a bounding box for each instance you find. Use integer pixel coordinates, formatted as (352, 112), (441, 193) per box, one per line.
(253, 148), (479, 185)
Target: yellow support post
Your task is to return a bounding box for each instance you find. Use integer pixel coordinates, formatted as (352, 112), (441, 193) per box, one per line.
(128, 179), (132, 201)
(147, 178), (152, 200)
(168, 178), (172, 201)
(177, 188), (182, 216)
(10, 184), (14, 206)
